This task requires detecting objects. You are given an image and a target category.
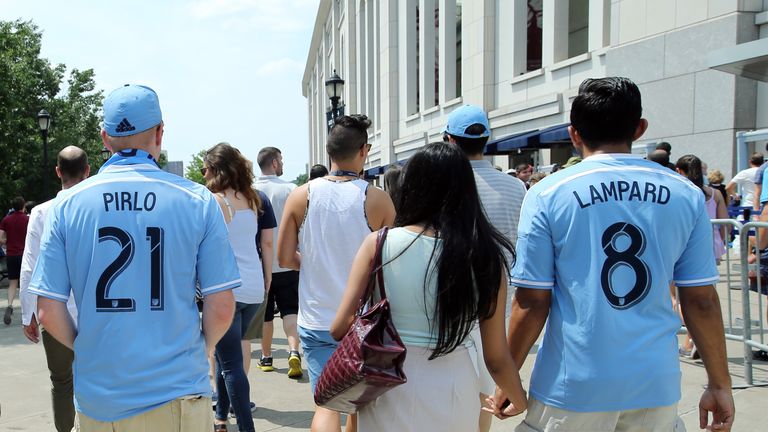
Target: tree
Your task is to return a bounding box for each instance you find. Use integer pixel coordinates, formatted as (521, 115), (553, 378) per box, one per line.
(0, 20), (104, 207)
(186, 150), (206, 185)
(293, 173), (308, 186)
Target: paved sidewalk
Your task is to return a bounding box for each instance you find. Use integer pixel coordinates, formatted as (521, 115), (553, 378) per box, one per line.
(0, 276), (766, 430)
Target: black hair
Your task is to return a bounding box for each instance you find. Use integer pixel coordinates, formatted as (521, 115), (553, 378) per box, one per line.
(656, 141), (672, 154)
(675, 154), (706, 197)
(11, 196), (25, 211)
(393, 143), (514, 359)
(382, 165), (403, 211)
(514, 162), (530, 172)
(57, 147), (89, 183)
(570, 77), (642, 149)
(257, 147), (281, 169)
(326, 115), (371, 161)
(309, 164), (329, 180)
(24, 201), (37, 213)
(751, 152), (765, 166)
(648, 149), (670, 167)
(446, 123), (490, 155)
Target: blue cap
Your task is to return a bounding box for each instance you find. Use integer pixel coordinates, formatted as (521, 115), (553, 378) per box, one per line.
(102, 84), (162, 137)
(444, 105), (490, 138)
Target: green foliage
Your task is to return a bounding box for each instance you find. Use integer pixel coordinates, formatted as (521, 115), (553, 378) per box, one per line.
(0, 19), (104, 207)
(185, 150), (207, 185)
(293, 173), (308, 186)
(158, 151), (168, 169)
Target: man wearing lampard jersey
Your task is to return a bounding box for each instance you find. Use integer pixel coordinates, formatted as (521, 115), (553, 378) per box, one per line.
(491, 78), (734, 431)
(30, 85), (239, 431)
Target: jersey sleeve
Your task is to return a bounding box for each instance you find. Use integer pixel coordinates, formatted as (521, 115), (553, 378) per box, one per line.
(755, 164), (767, 184)
(510, 192), (555, 289)
(27, 205), (71, 302)
(257, 191), (277, 231)
(197, 195), (242, 296)
(674, 203), (719, 287)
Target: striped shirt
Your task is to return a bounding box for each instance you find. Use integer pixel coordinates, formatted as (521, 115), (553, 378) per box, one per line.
(470, 159), (527, 255)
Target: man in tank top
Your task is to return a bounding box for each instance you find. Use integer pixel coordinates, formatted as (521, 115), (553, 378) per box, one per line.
(278, 114), (395, 432)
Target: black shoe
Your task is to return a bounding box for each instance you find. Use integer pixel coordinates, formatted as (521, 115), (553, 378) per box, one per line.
(752, 350), (768, 361)
(3, 306), (11, 325)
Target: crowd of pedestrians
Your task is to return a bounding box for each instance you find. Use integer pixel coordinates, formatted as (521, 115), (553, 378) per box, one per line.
(0, 76), (743, 432)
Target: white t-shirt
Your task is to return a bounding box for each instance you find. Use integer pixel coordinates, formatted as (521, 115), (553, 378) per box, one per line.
(729, 166), (759, 207)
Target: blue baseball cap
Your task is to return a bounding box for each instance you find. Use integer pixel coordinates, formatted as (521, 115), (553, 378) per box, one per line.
(444, 104), (490, 138)
(102, 84), (163, 137)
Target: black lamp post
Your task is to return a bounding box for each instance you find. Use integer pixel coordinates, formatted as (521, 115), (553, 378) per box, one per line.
(325, 69), (345, 131)
(101, 146), (112, 162)
(37, 109), (52, 200)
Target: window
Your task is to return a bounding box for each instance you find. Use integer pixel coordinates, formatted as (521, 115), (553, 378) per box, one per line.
(568, 0), (589, 58)
(456, 0), (462, 97)
(527, 0), (542, 72)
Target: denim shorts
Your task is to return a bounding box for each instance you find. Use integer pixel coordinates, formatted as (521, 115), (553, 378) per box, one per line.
(298, 326), (338, 394)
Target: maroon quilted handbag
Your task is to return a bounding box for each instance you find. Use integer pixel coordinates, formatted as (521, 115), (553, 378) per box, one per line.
(313, 227), (407, 413)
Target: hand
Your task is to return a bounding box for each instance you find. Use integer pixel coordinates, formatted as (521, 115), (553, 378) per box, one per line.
(699, 387), (735, 431)
(482, 386), (526, 419)
(23, 315), (40, 344)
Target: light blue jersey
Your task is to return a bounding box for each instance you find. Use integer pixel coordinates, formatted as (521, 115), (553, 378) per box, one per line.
(511, 153), (718, 412)
(29, 150), (241, 422)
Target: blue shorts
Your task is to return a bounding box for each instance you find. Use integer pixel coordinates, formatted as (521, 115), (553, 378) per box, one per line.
(298, 326), (338, 394)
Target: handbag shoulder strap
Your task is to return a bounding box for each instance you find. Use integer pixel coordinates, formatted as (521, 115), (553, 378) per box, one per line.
(359, 227), (389, 310)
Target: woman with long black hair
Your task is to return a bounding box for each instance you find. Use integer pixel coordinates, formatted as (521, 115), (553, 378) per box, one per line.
(330, 143), (527, 431)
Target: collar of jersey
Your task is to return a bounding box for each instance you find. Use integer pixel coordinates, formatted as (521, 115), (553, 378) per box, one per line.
(583, 153), (644, 162)
(99, 149), (160, 174)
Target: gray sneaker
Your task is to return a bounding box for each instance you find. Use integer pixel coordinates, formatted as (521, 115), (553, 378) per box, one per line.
(3, 306), (12, 325)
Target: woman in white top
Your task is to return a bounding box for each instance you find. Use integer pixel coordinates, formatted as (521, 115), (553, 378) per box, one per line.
(330, 143), (527, 431)
(204, 143), (276, 432)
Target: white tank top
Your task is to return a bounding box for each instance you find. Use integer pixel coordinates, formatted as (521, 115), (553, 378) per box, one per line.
(220, 195), (266, 304)
(298, 178), (371, 329)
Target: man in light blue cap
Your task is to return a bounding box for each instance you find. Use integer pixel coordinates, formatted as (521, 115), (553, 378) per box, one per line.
(32, 84), (239, 431)
(443, 104), (527, 432)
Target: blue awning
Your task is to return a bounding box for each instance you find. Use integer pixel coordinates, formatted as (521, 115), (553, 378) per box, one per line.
(484, 123), (571, 155)
(539, 123), (571, 144)
(484, 129), (539, 155)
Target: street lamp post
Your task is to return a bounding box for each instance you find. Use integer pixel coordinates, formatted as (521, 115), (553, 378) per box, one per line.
(37, 109), (51, 200)
(325, 69), (345, 131)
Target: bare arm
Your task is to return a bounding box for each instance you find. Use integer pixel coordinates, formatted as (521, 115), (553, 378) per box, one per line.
(277, 185), (307, 270)
(507, 288), (551, 367)
(37, 297), (77, 350)
(480, 277), (527, 417)
(754, 183), (762, 212)
(678, 285), (734, 431)
(365, 187), (396, 230)
(202, 290), (236, 355)
(260, 228), (274, 293)
(713, 188), (729, 240)
(724, 182), (737, 203)
(0, 229), (6, 246)
(330, 233), (377, 340)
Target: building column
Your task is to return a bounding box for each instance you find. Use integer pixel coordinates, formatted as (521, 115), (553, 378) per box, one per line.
(588, 0), (609, 51)
(378, 0), (398, 166)
(398, 0), (418, 117)
(461, 0), (495, 109)
(542, 0), (568, 66)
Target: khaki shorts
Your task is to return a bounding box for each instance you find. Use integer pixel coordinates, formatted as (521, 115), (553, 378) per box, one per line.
(75, 396), (212, 432)
(515, 398), (686, 432)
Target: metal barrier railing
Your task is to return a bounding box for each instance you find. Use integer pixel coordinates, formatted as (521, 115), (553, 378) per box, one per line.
(736, 220), (768, 386)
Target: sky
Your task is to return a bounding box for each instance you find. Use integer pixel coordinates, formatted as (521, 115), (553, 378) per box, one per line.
(0, 0), (320, 181)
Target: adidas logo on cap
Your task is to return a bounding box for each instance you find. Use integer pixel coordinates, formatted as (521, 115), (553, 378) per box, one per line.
(115, 118), (136, 133)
